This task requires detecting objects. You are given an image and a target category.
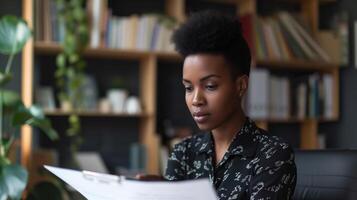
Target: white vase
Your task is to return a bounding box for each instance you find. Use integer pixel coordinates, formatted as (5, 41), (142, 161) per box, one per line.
(125, 96), (141, 114)
(107, 89), (128, 113)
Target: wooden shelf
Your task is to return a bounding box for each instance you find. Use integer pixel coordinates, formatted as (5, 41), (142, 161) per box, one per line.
(319, 0), (337, 4)
(44, 109), (149, 117)
(268, 0), (336, 4)
(255, 117), (338, 124)
(256, 59), (340, 71)
(203, 0), (242, 5)
(35, 42), (341, 70)
(34, 42), (181, 61)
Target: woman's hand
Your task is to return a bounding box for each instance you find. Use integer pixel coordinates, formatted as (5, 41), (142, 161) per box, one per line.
(135, 174), (164, 181)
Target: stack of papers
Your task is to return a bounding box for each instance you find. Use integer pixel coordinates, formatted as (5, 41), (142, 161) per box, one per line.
(45, 165), (218, 200)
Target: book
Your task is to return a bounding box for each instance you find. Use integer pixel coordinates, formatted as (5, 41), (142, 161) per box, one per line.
(246, 69), (270, 119)
(270, 17), (292, 60)
(278, 12), (317, 61)
(261, 18), (278, 60)
(297, 82), (307, 119)
(286, 13), (330, 62)
(276, 16), (307, 60)
(322, 74), (334, 119)
(240, 14), (255, 59)
(254, 18), (266, 60)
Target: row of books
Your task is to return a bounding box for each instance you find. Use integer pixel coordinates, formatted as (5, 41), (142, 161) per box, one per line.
(34, 0), (65, 42)
(245, 69), (334, 120)
(34, 0), (177, 52)
(254, 12), (330, 62)
(87, 0), (177, 51)
(103, 14), (176, 52)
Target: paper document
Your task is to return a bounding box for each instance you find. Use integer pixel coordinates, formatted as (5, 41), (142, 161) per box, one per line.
(44, 165), (218, 200)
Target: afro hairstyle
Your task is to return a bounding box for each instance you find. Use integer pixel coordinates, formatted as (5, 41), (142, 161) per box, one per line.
(171, 10), (251, 77)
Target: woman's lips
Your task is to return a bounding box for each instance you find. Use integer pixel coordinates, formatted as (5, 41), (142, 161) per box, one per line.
(193, 113), (210, 123)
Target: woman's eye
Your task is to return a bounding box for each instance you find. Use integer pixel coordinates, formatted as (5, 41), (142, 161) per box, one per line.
(184, 86), (193, 92)
(206, 84), (217, 91)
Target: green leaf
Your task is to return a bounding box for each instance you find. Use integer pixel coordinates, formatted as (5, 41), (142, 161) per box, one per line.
(0, 15), (31, 55)
(26, 118), (58, 140)
(69, 54), (79, 64)
(73, 7), (85, 21)
(2, 90), (22, 109)
(0, 156), (10, 166)
(0, 164), (28, 200)
(56, 53), (66, 68)
(12, 105), (59, 140)
(2, 138), (14, 156)
(28, 105), (46, 119)
(12, 109), (32, 126)
(0, 72), (12, 87)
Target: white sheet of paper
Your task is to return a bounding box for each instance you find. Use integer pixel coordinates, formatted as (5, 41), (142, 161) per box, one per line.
(44, 165), (218, 200)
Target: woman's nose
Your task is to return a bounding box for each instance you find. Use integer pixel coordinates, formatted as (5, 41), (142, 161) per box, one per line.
(192, 89), (205, 106)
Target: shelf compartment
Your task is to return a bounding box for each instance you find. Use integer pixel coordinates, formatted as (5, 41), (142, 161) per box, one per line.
(256, 59), (340, 71)
(44, 109), (150, 118)
(34, 42), (182, 61)
(254, 117), (338, 124)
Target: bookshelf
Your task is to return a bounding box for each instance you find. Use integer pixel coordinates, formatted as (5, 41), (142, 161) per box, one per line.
(43, 109), (150, 117)
(238, 0), (340, 150)
(21, 0), (340, 176)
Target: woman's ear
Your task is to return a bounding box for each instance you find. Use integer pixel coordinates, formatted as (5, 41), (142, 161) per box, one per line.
(236, 75), (249, 97)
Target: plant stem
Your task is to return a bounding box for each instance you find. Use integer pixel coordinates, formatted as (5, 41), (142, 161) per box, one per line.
(5, 53), (15, 74)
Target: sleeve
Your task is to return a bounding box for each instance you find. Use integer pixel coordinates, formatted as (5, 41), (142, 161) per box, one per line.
(248, 145), (297, 200)
(164, 141), (188, 181)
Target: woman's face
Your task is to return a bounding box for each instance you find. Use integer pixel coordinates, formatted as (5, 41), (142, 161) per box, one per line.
(182, 54), (247, 131)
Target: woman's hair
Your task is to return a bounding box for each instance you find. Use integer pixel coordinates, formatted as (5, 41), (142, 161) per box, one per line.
(171, 10), (251, 77)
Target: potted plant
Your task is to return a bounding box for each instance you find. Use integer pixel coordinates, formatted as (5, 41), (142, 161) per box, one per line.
(0, 15), (58, 199)
(55, 0), (89, 169)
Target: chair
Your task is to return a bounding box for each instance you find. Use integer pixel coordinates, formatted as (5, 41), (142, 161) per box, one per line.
(293, 150), (357, 200)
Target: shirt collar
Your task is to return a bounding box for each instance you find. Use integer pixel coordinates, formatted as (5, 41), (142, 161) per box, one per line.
(196, 118), (259, 158)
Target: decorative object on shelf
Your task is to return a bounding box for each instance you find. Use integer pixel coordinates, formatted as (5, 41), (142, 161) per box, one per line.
(98, 98), (111, 113)
(55, 0), (89, 169)
(107, 89), (128, 113)
(0, 15), (58, 200)
(124, 96), (141, 114)
(35, 86), (56, 111)
(81, 74), (98, 111)
(107, 76), (128, 113)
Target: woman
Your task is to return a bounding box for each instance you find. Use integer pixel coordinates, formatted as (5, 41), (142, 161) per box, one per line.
(141, 11), (296, 200)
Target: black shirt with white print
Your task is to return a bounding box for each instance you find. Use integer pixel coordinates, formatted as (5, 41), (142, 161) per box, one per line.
(165, 118), (296, 200)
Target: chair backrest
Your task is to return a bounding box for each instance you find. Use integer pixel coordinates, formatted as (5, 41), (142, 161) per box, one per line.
(293, 150), (357, 200)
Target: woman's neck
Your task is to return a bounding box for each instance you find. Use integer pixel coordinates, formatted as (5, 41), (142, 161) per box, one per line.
(211, 109), (246, 158)
(212, 112), (246, 145)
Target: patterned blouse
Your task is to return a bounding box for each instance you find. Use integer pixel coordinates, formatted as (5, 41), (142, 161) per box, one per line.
(165, 118), (296, 200)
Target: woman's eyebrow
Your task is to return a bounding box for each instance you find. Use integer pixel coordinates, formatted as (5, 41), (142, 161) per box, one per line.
(200, 74), (221, 82)
(182, 79), (191, 83)
(182, 74), (221, 83)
